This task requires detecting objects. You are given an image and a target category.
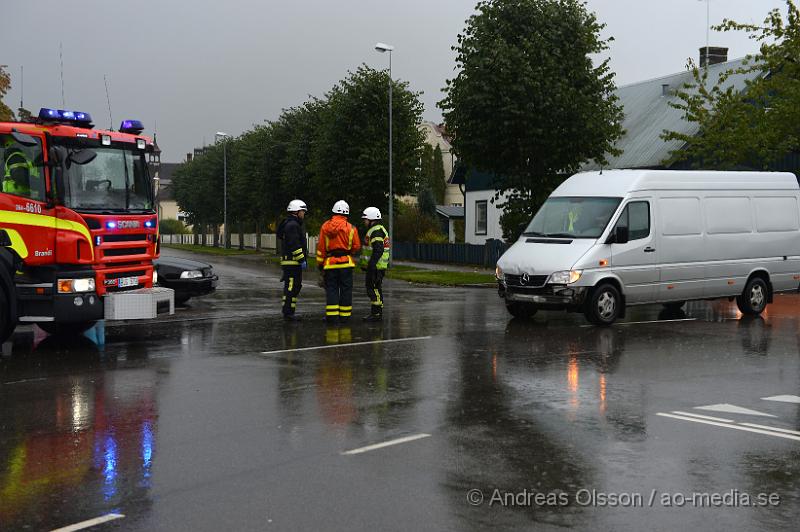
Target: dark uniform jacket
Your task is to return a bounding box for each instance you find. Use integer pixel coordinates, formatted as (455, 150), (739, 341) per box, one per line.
(277, 216), (307, 266)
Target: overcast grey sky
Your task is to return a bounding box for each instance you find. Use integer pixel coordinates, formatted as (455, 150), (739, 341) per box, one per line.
(0, 0), (787, 162)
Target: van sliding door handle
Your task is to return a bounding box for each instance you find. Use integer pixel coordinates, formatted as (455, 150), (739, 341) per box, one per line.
(644, 247), (656, 253)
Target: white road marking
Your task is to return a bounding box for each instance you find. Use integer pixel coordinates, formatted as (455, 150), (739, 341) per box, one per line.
(762, 395), (800, 404)
(342, 433), (432, 455)
(656, 413), (800, 442)
(580, 318), (696, 328)
(694, 403), (777, 418)
(260, 336), (432, 356)
(3, 377), (48, 385)
(50, 513), (125, 532)
(740, 423), (800, 437)
(671, 411), (734, 423)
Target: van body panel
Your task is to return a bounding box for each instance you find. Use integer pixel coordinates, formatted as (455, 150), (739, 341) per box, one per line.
(497, 170), (800, 320)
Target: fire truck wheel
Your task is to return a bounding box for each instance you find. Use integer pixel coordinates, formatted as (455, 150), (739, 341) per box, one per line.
(37, 321), (97, 336)
(0, 288), (13, 344)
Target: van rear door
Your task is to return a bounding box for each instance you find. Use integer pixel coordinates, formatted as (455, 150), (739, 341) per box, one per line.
(609, 199), (657, 303)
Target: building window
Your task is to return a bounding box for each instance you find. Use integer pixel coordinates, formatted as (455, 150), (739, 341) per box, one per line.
(475, 200), (488, 235)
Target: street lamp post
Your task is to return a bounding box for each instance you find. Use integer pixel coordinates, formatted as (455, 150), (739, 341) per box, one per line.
(215, 131), (230, 248)
(375, 42), (394, 256)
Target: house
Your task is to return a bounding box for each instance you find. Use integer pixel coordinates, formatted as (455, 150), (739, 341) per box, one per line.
(418, 121), (463, 207)
(435, 205), (464, 243)
(462, 47), (767, 244)
(148, 138), (188, 224)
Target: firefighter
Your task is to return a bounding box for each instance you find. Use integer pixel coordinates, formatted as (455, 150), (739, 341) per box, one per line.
(277, 199), (308, 321)
(359, 207), (390, 322)
(316, 200), (361, 323)
(2, 137), (37, 198)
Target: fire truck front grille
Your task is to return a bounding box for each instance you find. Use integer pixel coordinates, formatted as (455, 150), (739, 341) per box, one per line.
(104, 270), (147, 279)
(104, 247), (147, 257)
(102, 233), (147, 243)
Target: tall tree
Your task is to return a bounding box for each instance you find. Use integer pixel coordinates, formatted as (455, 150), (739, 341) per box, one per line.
(440, 0), (624, 239)
(0, 65), (14, 121)
(662, 0), (800, 170)
(311, 65), (424, 220)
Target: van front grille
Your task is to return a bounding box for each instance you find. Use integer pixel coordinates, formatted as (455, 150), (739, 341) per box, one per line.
(505, 274), (548, 288)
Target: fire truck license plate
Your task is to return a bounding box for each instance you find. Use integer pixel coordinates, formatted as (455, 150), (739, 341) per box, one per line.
(118, 276), (139, 288)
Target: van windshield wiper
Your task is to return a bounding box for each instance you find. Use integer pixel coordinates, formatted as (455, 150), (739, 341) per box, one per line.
(522, 231), (546, 236)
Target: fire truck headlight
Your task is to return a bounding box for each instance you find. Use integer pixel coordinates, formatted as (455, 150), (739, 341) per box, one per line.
(73, 278), (96, 292)
(59, 278), (95, 293)
(180, 270), (203, 279)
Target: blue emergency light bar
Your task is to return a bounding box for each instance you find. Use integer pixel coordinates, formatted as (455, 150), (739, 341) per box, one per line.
(38, 108), (93, 126)
(119, 119), (145, 134)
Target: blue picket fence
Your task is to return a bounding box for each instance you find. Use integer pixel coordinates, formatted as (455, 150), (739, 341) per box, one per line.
(392, 239), (508, 268)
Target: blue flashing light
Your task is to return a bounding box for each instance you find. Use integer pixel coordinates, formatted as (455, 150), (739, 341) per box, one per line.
(38, 107), (93, 125)
(106, 221), (117, 229)
(144, 220), (154, 228)
(119, 119), (144, 134)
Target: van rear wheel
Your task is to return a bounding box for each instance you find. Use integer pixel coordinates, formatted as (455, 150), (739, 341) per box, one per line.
(505, 302), (538, 319)
(585, 284), (621, 326)
(736, 277), (768, 315)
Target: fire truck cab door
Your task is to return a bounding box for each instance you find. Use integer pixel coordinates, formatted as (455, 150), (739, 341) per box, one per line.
(0, 131), (57, 265)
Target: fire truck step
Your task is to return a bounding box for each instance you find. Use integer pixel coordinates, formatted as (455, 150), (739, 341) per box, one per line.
(19, 316), (55, 322)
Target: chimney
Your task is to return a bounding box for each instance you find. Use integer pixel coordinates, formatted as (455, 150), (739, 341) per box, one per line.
(186, 153), (193, 162)
(661, 84), (670, 97)
(699, 46), (728, 67)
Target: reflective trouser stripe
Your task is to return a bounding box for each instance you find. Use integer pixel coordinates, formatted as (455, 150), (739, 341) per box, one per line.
(288, 278), (294, 292)
(373, 289), (383, 307)
(339, 305), (352, 317)
(326, 304), (340, 316)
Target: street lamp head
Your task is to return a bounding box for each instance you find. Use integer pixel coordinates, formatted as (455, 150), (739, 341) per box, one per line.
(215, 131), (230, 140)
(375, 42), (394, 53)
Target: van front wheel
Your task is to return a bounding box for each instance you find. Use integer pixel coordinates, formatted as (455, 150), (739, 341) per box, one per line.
(585, 284), (621, 326)
(736, 277), (768, 315)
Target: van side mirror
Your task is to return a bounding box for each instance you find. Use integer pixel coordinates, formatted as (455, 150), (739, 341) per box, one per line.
(613, 226), (629, 244)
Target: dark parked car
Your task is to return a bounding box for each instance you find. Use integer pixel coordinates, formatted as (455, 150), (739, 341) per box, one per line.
(154, 256), (218, 304)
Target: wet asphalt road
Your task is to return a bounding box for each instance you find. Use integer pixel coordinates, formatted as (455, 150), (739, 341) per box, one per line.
(1, 249), (799, 531)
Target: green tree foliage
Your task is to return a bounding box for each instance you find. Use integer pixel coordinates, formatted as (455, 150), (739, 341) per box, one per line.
(394, 202), (443, 243)
(0, 65), (14, 121)
(159, 218), (189, 234)
(663, 0), (800, 170)
(440, 0), (624, 239)
(171, 66), (424, 241)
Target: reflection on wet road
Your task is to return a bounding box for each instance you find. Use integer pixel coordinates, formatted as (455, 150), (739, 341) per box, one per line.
(1, 249), (799, 531)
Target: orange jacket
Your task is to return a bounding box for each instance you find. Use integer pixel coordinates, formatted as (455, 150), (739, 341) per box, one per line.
(316, 215), (361, 269)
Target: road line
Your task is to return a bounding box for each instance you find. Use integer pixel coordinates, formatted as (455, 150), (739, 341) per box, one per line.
(3, 377), (48, 385)
(342, 433), (431, 455)
(695, 403), (776, 417)
(656, 413), (800, 442)
(739, 423), (800, 436)
(619, 318), (697, 326)
(50, 513), (125, 532)
(260, 336), (432, 356)
(762, 395), (800, 404)
(671, 411), (734, 423)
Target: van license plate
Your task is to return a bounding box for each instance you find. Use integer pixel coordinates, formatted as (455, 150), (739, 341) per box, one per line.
(118, 276), (138, 288)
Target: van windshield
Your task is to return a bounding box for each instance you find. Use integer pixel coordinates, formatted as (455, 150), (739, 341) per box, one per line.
(523, 197), (621, 239)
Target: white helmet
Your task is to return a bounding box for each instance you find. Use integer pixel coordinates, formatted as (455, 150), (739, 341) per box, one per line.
(332, 200), (350, 215)
(287, 199), (307, 213)
(362, 207), (382, 220)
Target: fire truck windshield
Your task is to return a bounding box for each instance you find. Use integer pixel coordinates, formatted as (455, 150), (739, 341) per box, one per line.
(60, 143), (154, 213)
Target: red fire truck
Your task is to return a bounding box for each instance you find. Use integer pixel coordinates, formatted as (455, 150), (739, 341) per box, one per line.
(0, 108), (173, 342)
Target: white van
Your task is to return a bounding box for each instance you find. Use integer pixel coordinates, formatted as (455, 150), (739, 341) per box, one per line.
(496, 170), (800, 324)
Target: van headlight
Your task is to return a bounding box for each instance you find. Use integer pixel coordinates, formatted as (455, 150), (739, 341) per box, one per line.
(180, 270), (203, 279)
(495, 265), (504, 281)
(548, 270), (582, 285)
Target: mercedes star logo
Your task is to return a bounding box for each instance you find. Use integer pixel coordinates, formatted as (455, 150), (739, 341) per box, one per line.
(521, 273), (530, 285)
